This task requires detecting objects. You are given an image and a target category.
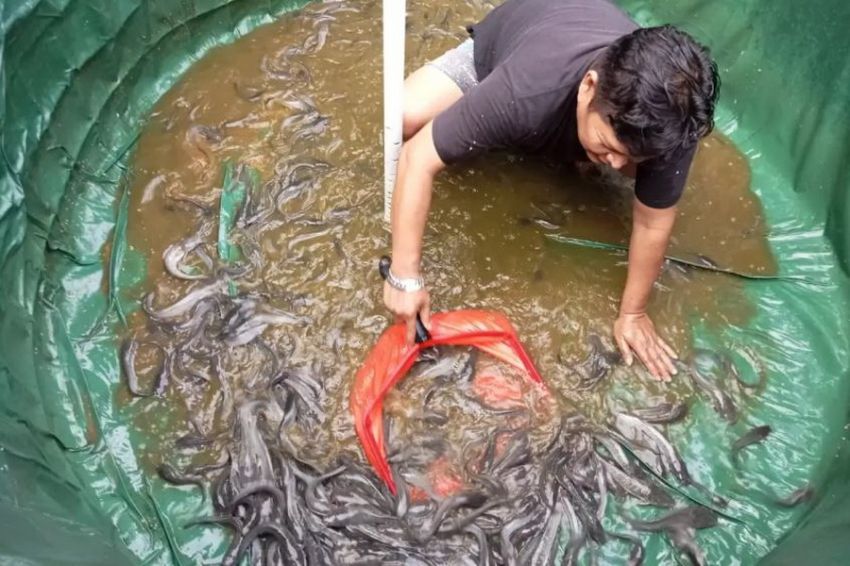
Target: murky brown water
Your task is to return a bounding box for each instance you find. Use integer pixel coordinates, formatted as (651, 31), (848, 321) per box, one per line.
(121, 0), (774, 475)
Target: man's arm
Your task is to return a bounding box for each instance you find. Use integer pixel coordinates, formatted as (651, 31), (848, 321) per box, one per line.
(385, 68), (530, 342)
(613, 199), (679, 381)
(384, 121), (446, 343)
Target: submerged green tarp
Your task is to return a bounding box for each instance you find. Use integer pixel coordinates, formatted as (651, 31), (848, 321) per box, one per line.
(0, 0), (848, 564)
(0, 1), (308, 563)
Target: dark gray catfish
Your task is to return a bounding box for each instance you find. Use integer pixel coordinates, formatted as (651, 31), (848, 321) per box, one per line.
(629, 506), (718, 566)
(162, 221), (213, 281)
(775, 485), (814, 508)
(631, 401), (689, 424)
(499, 504), (543, 566)
(157, 462), (206, 494)
(120, 338), (169, 397)
(220, 402), (291, 566)
(610, 532), (645, 566)
(228, 401), (284, 510)
(600, 459), (675, 508)
(143, 279), (227, 322)
(731, 425), (772, 465)
(686, 350), (738, 423)
(221, 299), (309, 347)
(521, 503), (564, 566)
(614, 413), (690, 484)
(629, 506), (718, 532)
(579, 334), (622, 389)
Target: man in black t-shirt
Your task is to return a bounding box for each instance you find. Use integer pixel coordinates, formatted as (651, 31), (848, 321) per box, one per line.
(383, 0), (719, 381)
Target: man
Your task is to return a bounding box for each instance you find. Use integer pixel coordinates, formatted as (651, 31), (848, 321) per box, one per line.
(383, 0), (719, 381)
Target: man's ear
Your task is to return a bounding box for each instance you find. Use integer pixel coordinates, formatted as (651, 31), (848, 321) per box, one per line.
(578, 70), (598, 105)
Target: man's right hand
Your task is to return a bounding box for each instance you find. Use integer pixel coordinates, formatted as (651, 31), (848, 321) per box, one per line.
(383, 282), (431, 345)
(384, 120), (444, 344)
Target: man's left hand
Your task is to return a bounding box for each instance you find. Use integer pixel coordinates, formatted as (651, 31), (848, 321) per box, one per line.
(614, 312), (678, 382)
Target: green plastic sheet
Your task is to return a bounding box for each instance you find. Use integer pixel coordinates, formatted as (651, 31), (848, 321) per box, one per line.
(0, 0), (848, 564)
(616, 5), (850, 564)
(218, 160), (261, 265)
(0, 1), (308, 563)
(218, 161), (259, 297)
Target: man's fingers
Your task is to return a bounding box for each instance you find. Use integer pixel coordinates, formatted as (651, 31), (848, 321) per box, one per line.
(420, 296), (431, 329)
(405, 317), (416, 345)
(615, 335), (634, 366)
(659, 338), (678, 361)
(655, 355), (672, 382)
(614, 314), (677, 382)
(382, 282), (430, 346)
(658, 343), (678, 377)
(649, 344), (672, 382)
(639, 344), (664, 381)
(638, 351), (660, 381)
(648, 336), (676, 380)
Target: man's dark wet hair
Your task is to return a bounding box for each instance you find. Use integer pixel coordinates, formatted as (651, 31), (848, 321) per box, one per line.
(592, 25), (720, 160)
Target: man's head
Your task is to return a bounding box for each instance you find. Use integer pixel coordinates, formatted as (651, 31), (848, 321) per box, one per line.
(576, 25), (720, 170)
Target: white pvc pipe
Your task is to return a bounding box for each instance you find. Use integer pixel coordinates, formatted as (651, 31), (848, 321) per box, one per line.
(383, 0), (406, 223)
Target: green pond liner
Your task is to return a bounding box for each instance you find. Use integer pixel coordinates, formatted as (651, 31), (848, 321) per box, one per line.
(218, 160), (259, 265)
(1, 0), (849, 564)
(218, 160), (258, 296)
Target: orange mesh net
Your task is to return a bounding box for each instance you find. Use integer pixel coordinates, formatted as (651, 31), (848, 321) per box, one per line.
(350, 309), (544, 494)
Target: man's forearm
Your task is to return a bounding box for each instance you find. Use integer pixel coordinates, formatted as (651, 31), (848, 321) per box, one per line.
(390, 122), (444, 277)
(620, 202), (677, 314)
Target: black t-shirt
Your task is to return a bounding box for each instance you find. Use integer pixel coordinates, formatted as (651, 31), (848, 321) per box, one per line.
(432, 0), (695, 208)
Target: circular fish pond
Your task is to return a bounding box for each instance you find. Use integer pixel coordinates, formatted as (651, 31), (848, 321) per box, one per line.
(5, 0), (848, 565)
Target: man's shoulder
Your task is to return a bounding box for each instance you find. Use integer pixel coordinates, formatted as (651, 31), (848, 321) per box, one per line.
(470, 63), (578, 131)
(480, 0), (637, 45)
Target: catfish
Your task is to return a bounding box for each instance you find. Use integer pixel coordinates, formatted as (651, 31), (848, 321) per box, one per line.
(731, 425), (772, 465)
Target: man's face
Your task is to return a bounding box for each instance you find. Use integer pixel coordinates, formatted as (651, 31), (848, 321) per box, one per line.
(576, 71), (635, 171)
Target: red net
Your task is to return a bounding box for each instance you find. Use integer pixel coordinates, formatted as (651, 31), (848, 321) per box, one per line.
(350, 309), (545, 494)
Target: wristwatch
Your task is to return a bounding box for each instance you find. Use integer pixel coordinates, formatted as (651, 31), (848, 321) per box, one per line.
(386, 268), (425, 292)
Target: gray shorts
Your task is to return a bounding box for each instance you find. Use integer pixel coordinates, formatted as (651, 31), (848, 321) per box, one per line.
(426, 38), (479, 93)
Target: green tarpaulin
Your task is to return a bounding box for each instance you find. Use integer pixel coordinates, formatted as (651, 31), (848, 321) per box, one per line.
(0, 0), (847, 564)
